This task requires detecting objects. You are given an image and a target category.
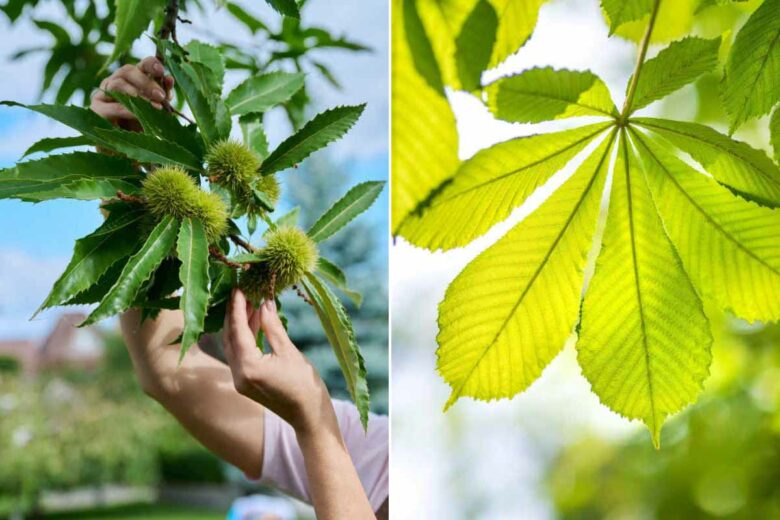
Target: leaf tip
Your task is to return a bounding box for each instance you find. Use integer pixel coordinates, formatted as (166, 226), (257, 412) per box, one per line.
(443, 391), (459, 412)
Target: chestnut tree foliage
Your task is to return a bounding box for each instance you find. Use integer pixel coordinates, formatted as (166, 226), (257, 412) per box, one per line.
(393, 0), (780, 446)
(0, 0), (382, 426)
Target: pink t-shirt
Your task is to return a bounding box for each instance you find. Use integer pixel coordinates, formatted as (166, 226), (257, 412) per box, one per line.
(258, 400), (389, 511)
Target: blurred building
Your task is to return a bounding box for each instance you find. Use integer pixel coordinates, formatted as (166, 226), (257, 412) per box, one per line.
(0, 312), (104, 375)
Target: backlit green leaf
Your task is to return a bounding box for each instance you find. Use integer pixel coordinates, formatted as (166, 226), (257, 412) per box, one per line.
(635, 117), (780, 205)
(721, 0), (780, 132)
(438, 134), (614, 409)
(316, 257), (362, 307)
(628, 36), (721, 112)
(488, 0), (546, 67)
(92, 128), (203, 170)
(486, 67), (617, 123)
(578, 132), (711, 447)
(771, 105), (780, 165)
(632, 129), (780, 322)
(83, 216), (180, 326)
(22, 136), (92, 157)
(397, 122), (611, 251)
(454, 0), (497, 91)
(601, 0), (653, 35)
(105, 0), (166, 68)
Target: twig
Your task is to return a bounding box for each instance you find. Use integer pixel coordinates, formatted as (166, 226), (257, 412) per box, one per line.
(170, 107), (194, 124)
(292, 285), (313, 306)
(267, 272), (277, 302)
(229, 234), (257, 252)
(116, 190), (145, 204)
(620, 0), (662, 123)
(209, 246), (246, 269)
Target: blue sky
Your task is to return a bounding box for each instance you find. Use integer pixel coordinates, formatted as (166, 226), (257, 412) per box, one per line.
(0, 0), (388, 339)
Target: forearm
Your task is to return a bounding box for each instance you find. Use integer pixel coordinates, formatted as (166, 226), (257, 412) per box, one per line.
(296, 422), (376, 520)
(120, 309), (265, 478)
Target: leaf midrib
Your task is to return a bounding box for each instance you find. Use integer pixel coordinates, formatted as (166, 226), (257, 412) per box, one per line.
(449, 131), (616, 400)
(498, 81), (615, 117)
(230, 75), (300, 113)
(309, 183), (382, 241)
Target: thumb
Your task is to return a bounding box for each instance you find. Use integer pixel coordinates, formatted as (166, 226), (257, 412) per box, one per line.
(259, 299), (294, 354)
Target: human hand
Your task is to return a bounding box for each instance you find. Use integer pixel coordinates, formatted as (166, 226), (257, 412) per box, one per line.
(90, 57), (174, 130)
(223, 289), (338, 437)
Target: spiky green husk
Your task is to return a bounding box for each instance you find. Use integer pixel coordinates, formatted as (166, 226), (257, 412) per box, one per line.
(239, 226), (318, 303)
(141, 167), (228, 243)
(205, 140), (260, 192)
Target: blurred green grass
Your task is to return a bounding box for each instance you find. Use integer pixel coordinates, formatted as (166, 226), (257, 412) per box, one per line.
(40, 503), (223, 519)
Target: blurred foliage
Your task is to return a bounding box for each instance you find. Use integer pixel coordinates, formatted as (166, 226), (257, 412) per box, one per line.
(0, 333), (227, 517)
(0, 355), (20, 374)
(0, 0), (368, 122)
(547, 319), (780, 519)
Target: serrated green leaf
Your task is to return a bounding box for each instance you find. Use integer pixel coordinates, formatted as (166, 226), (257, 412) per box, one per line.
(92, 128), (202, 170)
(185, 40), (225, 91)
(488, 0), (546, 68)
(164, 48), (220, 147)
(398, 122), (611, 251)
(439, 133), (614, 409)
(0, 152), (140, 200)
(22, 136), (92, 157)
(635, 117), (780, 205)
(628, 36), (721, 112)
(260, 105), (365, 175)
(721, 0), (780, 132)
(64, 261), (124, 306)
(177, 218), (210, 358)
(240, 114), (270, 160)
(601, 0), (653, 34)
(454, 0), (497, 91)
(104, 0), (166, 68)
(486, 67), (617, 123)
(264, 0), (299, 18)
(107, 90), (204, 158)
(83, 216), (180, 326)
(316, 257), (362, 307)
(578, 131), (711, 448)
(308, 181), (385, 243)
(302, 273), (370, 429)
(393, 0), (460, 239)
(771, 105), (780, 165)
(611, 0), (696, 44)
(631, 129), (780, 322)
(37, 205), (145, 314)
(226, 72), (305, 116)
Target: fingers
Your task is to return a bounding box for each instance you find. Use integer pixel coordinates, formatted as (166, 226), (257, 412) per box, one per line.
(139, 56), (165, 79)
(90, 98), (135, 121)
(101, 76), (139, 97)
(258, 299), (295, 355)
(227, 289), (264, 362)
(118, 64), (167, 102)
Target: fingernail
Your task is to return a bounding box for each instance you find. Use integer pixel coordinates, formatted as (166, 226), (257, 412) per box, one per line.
(152, 89), (165, 101)
(151, 102), (162, 110)
(154, 63), (163, 75)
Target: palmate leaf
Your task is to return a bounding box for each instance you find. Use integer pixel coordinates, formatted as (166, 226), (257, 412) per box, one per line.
(225, 72), (305, 116)
(486, 67), (617, 123)
(398, 122), (611, 250)
(177, 218), (210, 358)
(578, 132), (712, 448)
(104, 0), (167, 69)
(259, 105), (365, 175)
(631, 129), (780, 322)
(488, 0), (546, 68)
(627, 36), (721, 112)
(0, 152), (141, 201)
(721, 0), (780, 132)
(438, 134), (614, 409)
(634, 117), (780, 205)
(303, 273), (370, 429)
(392, 0), (460, 238)
(307, 181), (385, 243)
(610, 0), (696, 44)
(82, 216), (180, 326)
(36, 204), (145, 314)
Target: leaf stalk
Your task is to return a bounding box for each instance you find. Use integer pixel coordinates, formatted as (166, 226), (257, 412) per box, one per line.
(620, 0), (662, 121)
